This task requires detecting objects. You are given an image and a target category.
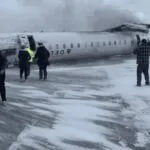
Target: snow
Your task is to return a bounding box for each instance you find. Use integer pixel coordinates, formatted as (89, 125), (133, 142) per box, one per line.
(100, 59), (150, 147)
(8, 59), (150, 150)
(6, 83), (35, 89)
(134, 132), (149, 147)
(0, 121), (6, 125)
(9, 102), (31, 108)
(20, 90), (50, 99)
(31, 109), (53, 116)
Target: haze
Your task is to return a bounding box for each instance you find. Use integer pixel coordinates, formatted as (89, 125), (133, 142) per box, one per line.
(0, 0), (149, 32)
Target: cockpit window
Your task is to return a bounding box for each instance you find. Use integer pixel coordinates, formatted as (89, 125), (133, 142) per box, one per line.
(131, 40), (134, 46)
(71, 43), (73, 48)
(56, 44), (59, 49)
(85, 42), (87, 48)
(119, 40), (121, 45)
(124, 40), (126, 44)
(63, 44), (66, 49)
(103, 42), (106, 46)
(77, 43), (80, 48)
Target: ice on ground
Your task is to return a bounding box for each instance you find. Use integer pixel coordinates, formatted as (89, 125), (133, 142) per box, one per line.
(8, 59), (150, 150)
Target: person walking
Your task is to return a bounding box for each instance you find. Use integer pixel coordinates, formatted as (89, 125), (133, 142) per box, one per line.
(0, 51), (8, 105)
(133, 39), (150, 86)
(18, 45), (31, 82)
(34, 42), (50, 80)
(25, 47), (34, 77)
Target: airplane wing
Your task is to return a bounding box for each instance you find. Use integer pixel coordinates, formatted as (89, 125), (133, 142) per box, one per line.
(104, 23), (150, 33)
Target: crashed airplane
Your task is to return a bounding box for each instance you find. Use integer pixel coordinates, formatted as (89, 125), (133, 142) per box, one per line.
(0, 22), (150, 65)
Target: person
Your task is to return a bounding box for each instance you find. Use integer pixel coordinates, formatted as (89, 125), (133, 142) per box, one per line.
(18, 45), (31, 82)
(136, 34), (140, 46)
(25, 47), (34, 77)
(34, 42), (50, 80)
(133, 39), (150, 86)
(0, 51), (8, 105)
(147, 40), (150, 47)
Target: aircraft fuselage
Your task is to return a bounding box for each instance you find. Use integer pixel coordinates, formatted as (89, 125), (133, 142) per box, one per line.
(0, 31), (148, 65)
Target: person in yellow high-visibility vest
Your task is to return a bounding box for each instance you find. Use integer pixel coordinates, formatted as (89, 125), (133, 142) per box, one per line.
(25, 47), (34, 77)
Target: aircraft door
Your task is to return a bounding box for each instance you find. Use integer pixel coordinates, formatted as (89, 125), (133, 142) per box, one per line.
(27, 35), (36, 51)
(16, 35), (30, 55)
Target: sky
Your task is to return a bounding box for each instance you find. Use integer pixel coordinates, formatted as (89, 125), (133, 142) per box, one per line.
(0, 0), (149, 32)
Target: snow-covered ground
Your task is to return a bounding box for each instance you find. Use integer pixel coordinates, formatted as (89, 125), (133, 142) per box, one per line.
(0, 57), (150, 150)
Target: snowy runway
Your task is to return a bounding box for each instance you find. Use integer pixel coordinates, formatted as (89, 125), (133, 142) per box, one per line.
(0, 58), (150, 150)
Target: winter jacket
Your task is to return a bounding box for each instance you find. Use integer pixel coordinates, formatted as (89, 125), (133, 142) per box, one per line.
(25, 48), (34, 63)
(0, 53), (7, 74)
(18, 50), (31, 67)
(133, 45), (150, 64)
(34, 46), (50, 66)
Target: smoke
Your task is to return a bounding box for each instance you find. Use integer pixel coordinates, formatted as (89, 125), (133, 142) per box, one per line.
(0, 0), (144, 32)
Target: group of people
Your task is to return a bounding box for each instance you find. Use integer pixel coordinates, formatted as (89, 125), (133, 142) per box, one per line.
(133, 39), (150, 87)
(0, 39), (150, 105)
(18, 42), (50, 82)
(0, 42), (50, 105)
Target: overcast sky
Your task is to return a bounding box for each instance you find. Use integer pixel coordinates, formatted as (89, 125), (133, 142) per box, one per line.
(105, 0), (150, 20)
(0, 0), (149, 32)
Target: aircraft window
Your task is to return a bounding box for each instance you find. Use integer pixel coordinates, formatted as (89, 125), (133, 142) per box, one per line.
(119, 40), (121, 45)
(124, 40), (126, 44)
(131, 40), (134, 45)
(3, 49), (16, 56)
(114, 41), (117, 45)
(63, 44), (66, 49)
(109, 41), (111, 46)
(77, 43), (80, 48)
(56, 44), (59, 49)
(91, 42), (93, 47)
(71, 43), (73, 48)
(17, 38), (21, 44)
(103, 42), (106, 46)
(85, 42), (87, 48)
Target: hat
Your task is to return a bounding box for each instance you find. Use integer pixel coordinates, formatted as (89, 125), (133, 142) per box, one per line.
(38, 42), (43, 46)
(21, 45), (25, 49)
(141, 39), (147, 45)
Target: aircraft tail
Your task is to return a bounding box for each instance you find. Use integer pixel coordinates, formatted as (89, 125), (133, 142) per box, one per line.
(104, 22), (150, 33)
(139, 23), (150, 27)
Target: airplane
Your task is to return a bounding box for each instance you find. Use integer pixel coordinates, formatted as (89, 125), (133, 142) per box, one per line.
(0, 22), (150, 66)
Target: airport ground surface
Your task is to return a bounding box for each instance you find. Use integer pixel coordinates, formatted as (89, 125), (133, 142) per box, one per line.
(0, 57), (150, 150)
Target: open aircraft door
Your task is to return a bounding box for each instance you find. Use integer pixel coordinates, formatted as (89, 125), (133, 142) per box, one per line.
(15, 34), (36, 63)
(16, 34), (36, 51)
(15, 35), (30, 63)
(27, 35), (36, 51)
(16, 34), (30, 49)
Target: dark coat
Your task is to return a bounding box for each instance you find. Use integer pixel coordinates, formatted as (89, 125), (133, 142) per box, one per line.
(34, 46), (50, 66)
(18, 50), (31, 67)
(133, 45), (150, 64)
(0, 52), (7, 73)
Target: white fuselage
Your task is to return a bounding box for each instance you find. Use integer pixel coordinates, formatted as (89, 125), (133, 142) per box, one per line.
(0, 31), (149, 64)
(25, 31), (147, 61)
